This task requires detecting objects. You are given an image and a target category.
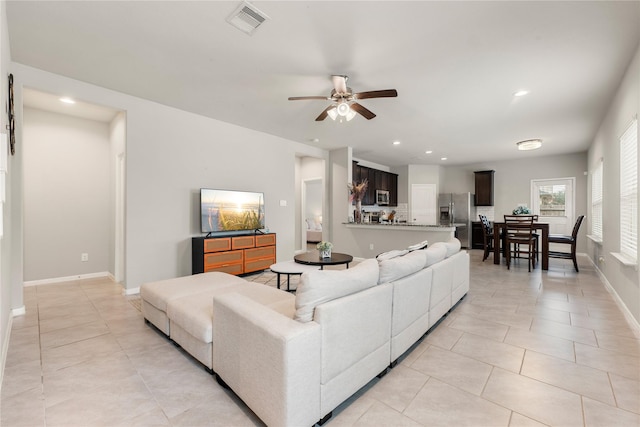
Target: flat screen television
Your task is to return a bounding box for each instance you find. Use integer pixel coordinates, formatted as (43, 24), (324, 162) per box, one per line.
(200, 189), (265, 233)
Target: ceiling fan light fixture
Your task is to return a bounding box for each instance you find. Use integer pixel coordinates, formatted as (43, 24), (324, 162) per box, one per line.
(346, 108), (356, 121)
(336, 102), (351, 117)
(327, 107), (338, 120)
(517, 139), (543, 151)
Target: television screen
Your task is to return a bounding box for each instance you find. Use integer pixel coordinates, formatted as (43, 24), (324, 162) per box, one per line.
(201, 189), (265, 233)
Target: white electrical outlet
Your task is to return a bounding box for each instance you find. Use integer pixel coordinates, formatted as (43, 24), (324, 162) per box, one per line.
(81, 253), (89, 262)
(369, 244), (374, 250)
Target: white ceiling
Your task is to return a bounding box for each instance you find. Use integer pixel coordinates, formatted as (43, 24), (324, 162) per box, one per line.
(7, 1), (640, 166)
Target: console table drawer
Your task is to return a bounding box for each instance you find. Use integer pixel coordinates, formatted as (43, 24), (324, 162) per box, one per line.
(245, 246), (275, 261)
(256, 234), (276, 247)
(204, 250), (244, 271)
(205, 263), (244, 275)
(204, 238), (231, 253)
(245, 257), (275, 273)
(232, 235), (255, 249)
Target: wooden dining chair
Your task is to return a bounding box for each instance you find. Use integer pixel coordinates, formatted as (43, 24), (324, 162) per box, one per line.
(478, 214), (494, 261)
(549, 215), (585, 272)
(503, 214), (537, 271)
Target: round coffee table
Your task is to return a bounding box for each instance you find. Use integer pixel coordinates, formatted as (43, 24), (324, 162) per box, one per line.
(294, 252), (353, 270)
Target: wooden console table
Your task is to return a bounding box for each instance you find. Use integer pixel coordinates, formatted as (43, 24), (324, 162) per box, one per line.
(192, 233), (276, 275)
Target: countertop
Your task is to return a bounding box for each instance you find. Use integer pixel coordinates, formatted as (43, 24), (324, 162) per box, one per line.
(343, 222), (460, 231)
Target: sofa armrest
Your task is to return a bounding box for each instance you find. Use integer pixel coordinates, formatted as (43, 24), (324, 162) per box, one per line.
(213, 292), (321, 427)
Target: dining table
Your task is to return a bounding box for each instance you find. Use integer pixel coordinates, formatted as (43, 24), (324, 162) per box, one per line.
(492, 221), (550, 270)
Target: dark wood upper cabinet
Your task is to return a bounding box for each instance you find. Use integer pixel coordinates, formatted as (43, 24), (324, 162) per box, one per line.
(352, 162), (398, 206)
(474, 170), (495, 206)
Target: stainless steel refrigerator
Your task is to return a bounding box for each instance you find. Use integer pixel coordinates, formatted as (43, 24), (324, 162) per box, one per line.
(438, 193), (476, 249)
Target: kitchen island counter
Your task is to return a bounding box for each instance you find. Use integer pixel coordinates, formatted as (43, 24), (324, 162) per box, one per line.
(339, 223), (459, 258)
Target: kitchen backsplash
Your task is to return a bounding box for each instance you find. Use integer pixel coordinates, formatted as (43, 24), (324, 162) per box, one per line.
(476, 206), (495, 222)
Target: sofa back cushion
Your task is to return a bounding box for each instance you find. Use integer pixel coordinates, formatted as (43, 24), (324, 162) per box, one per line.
(424, 244), (447, 267)
(294, 259), (379, 323)
(443, 238), (462, 257)
(378, 250), (427, 284)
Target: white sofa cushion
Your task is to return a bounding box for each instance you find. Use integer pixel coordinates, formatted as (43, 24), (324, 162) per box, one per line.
(378, 250), (427, 284)
(424, 244), (447, 267)
(443, 238), (462, 257)
(376, 249), (409, 261)
(294, 259), (379, 323)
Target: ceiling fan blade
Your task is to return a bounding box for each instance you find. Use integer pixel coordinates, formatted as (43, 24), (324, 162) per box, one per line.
(353, 89), (398, 100)
(288, 96), (330, 101)
(315, 105), (334, 121)
(350, 102), (376, 120)
(332, 75), (348, 94)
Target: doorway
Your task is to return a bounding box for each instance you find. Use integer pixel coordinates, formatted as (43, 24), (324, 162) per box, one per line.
(301, 178), (323, 251)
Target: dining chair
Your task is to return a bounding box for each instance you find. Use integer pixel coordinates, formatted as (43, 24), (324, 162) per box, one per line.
(503, 214), (537, 271)
(478, 214), (494, 261)
(548, 215), (585, 272)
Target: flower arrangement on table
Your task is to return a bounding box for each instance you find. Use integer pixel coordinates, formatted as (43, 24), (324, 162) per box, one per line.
(348, 179), (368, 223)
(512, 205), (532, 215)
(316, 241), (333, 258)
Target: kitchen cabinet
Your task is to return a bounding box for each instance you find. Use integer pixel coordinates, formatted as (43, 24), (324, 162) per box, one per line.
(474, 170), (495, 206)
(352, 162), (398, 206)
(471, 221), (484, 249)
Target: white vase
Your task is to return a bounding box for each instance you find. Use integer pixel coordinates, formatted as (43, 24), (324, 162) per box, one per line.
(320, 249), (331, 259)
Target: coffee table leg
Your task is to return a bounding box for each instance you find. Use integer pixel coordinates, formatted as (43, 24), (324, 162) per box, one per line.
(276, 273), (281, 290)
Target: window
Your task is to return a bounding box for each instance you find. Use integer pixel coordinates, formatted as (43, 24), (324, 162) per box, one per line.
(619, 118), (638, 262)
(538, 184), (566, 217)
(591, 159), (603, 240)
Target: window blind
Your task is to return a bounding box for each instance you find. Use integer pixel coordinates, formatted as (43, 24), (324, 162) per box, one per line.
(620, 119), (638, 261)
(591, 159), (603, 239)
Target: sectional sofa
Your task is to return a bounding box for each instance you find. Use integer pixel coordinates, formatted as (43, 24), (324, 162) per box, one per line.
(140, 238), (469, 426)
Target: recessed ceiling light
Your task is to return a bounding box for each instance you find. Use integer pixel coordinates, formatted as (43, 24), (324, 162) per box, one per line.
(516, 139), (542, 151)
(59, 97), (76, 104)
(393, 141), (401, 145)
(513, 90), (529, 97)
(425, 150), (433, 154)
(440, 157), (447, 161)
(310, 138), (320, 143)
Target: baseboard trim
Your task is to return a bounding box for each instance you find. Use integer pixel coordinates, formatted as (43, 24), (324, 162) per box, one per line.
(0, 314), (14, 394)
(11, 306), (26, 317)
(123, 287), (140, 296)
(23, 271), (112, 287)
(588, 257), (640, 332)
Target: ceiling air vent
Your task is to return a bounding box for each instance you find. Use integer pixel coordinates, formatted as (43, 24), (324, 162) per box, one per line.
(226, 1), (270, 36)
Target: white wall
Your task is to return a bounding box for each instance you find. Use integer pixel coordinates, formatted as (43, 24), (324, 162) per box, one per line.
(23, 108), (111, 281)
(109, 112), (126, 281)
(0, 0), (14, 385)
(12, 63), (326, 293)
(588, 44), (640, 324)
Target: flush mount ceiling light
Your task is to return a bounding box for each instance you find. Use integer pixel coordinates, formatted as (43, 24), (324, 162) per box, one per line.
(59, 97), (75, 104)
(517, 139), (543, 151)
(425, 150), (433, 154)
(513, 90), (529, 97)
(393, 141), (401, 145)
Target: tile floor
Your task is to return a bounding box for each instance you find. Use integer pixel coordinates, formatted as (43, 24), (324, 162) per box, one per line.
(2, 251), (639, 426)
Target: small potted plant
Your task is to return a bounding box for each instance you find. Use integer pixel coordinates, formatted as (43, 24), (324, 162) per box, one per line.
(316, 241), (333, 259)
(512, 205), (532, 215)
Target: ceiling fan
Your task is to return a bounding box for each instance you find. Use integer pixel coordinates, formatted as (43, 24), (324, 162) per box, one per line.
(288, 75), (397, 121)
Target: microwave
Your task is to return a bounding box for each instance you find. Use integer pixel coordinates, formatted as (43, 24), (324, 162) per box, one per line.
(376, 190), (389, 205)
